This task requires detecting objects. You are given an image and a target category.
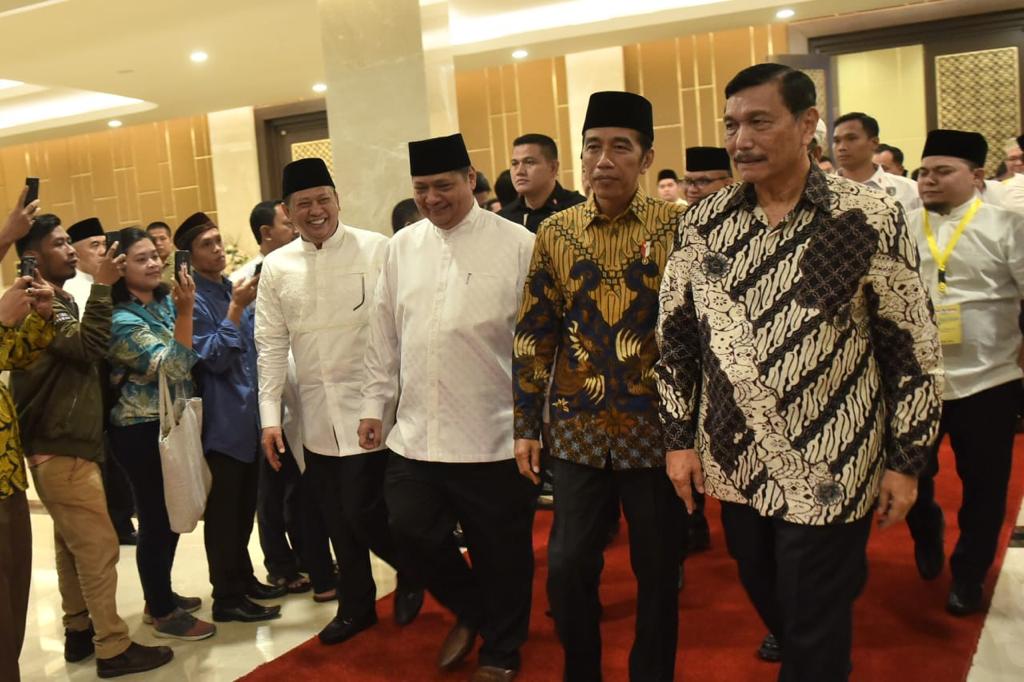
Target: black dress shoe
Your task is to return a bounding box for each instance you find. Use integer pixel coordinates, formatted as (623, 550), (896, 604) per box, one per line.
(914, 516), (945, 581)
(393, 580), (424, 626)
(437, 620), (477, 670)
(757, 633), (782, 662)
(318, 611), (378, 645)
(97, 642), (173, 678)
(946, 582), (984, 616)
(65, 625), (95, 662)
(212, 597), (282, 623)
(247, 578), (287, 600)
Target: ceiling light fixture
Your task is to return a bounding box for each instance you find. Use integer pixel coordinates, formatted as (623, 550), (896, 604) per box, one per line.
(776, 8), (795, 19)
(107, 120), (123, 128)
(312, 83), (328, 93)
(511, 49), (529, 60)
(190, 50), (208, 63)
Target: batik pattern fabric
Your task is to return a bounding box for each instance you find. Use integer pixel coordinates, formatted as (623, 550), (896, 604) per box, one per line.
(514, 188), (685, 470)
(656, 167), (943, 525)
(0, 314), (53, 499)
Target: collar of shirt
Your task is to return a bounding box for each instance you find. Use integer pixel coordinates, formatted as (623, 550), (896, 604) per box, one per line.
(582, 186), (651, 229)
(513, 182), (570, 214)
(430, 201), (481, 240)
(723, 164), (831, 216)
(926, 195), (977, 224)
(299, 222), (348, 253)
(194, 272), (232, 297)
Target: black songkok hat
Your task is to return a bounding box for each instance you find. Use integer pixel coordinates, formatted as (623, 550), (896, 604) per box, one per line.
(67, 217), (103, 243)
(582, 91), (654, 141)
(921, 129), (988, 167)
(282, 158), (335, 198)
(657, 169), (678, 182)
(174, 212), (217, 251)
(686, 147), (732, 172)
(408, 133), (472, 176)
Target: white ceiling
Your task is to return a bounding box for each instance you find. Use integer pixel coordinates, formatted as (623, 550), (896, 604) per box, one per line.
(0, 0), (1015, 145)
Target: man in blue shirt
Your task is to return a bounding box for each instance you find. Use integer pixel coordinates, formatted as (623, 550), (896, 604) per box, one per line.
(174, 212), (286, 623)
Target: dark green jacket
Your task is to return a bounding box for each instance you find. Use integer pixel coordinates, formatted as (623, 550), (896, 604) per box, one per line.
(12, 284), (112, 461)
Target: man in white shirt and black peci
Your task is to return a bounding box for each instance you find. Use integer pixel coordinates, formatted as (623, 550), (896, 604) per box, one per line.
(905, 129), (1024, 616)
(359, 133), (537, 682)
(255, 158), (424, 646)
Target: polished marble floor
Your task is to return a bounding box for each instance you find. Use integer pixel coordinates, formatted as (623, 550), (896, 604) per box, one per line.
(17, 504), (1024, 681)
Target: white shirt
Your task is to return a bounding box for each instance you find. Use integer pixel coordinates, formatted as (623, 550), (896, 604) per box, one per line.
(63, 270), (94, 320)
(981, 179), (1008, 208)
(852, 165), (922, 213)
(1002, 173), (1024, 215)
(255, 224), (390, 457)
(909, 198), (1024, 400)
(230, 254), (263, 286)
(360, 203), (535, 463)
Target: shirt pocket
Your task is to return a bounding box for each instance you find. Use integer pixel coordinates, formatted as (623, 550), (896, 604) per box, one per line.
(442, 271), (515, 336)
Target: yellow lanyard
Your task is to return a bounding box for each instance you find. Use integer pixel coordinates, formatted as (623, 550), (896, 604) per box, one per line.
(923, 198), (981, 295)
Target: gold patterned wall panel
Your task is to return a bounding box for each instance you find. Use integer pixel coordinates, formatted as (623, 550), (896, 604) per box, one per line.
(291, 139), (337, 177)
(0, 115), (217, 282)
(456, 57), (576, 194)
(936, 47), (1021, 176)
(625, 23), (788, 195)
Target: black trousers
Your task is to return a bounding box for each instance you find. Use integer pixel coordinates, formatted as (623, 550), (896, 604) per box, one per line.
(108, 422), (180, 618)
(385, 454), (535, 670)
(906, 380), (1020, 587)
(547, 457), (681, 682)
(256, 440), (303, 579)
(101, 434), (135, 536)
(721, 502), (872, 682)
(305, 449), (404, 619)
(204, 452), (259, 602)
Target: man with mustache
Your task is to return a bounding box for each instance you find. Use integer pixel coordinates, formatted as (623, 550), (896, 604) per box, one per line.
(657, 63), (942, 681)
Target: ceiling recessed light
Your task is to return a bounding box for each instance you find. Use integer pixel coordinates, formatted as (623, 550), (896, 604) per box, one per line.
(511, 49), (529, 60)
(190, 50), (208, 63)
(107, 120), (123, 128)
(312, 82), (328, 93)
(776, 8), (795, 19)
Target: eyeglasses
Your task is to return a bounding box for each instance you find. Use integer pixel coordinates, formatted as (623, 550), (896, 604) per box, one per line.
(682, 176), (730, 188)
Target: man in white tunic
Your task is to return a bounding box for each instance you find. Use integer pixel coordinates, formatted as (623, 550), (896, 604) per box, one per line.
(1000, 134), (1024, 214)
(255, 158), (423, 646)
(905, 129), (1024, 615)
(834, 111), (921, 213)
(359, 134), (536, 682)
(63, 217), (108, 318)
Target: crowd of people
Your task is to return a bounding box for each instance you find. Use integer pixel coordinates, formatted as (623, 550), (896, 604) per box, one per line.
(1, 60), (1023, 682)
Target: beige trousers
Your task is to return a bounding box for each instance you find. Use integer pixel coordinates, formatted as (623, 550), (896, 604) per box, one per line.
(31, 457), (131, 660)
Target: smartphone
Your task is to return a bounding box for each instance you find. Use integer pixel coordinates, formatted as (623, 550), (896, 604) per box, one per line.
(24, 177), (39, 207)
(18, 255), (37, 278)
(254, 262), (263, 276)
(105, 231), (120, 252)
(173, 250), (191, 282)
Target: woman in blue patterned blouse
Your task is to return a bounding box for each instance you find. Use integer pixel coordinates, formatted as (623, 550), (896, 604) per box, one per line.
(107, 227), (216, 642)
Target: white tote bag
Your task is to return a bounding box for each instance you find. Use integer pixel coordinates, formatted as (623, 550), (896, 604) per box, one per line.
(158, 372), (211, 533)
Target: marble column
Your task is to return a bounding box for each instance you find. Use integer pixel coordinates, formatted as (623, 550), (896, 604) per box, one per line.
(565, 48), (626, 191)
(208, 106), (263, 258)
(318, 0), (454, 234)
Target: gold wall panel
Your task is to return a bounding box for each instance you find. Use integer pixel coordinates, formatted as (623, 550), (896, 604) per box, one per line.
(0, 115), (217, 283)
(936, 46), (1021, 176)
(453, 23), (787, 198)
(291, 139), (337, 178)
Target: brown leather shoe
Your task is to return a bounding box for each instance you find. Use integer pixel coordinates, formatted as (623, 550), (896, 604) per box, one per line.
(470, 665), (517, 681)
(437, 621), (477, 670)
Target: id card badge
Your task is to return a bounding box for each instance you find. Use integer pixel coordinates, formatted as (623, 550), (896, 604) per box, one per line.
(935, 303), (963, 346)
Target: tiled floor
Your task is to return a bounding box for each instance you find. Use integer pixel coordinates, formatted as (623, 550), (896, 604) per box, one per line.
(17, 506), (1024, 681)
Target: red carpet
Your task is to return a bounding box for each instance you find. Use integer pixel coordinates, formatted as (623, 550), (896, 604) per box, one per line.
(242, 437), (1024, 681)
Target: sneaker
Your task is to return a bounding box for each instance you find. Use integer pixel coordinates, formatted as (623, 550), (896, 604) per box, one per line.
(97, 642), (173, 678)
(143, 593), (202, 624)
(65, 624), (95, 662)
(152, 608), (216, 641)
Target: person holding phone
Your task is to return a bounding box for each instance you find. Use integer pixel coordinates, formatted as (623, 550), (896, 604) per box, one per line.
(173, 211), (286, 623)
(106, 227), (217, 642)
